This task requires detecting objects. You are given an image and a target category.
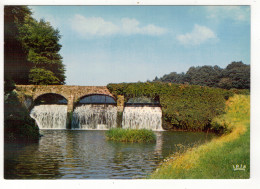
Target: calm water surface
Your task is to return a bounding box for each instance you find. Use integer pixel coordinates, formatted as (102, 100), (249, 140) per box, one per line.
(5, 130), (215, 179)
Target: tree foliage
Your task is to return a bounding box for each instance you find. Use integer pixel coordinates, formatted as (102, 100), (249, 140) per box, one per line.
(29, 68), (60, 85)
(154, 62), (250, 90)
(4, 6), (32, 84)
(19, 17), (66, 84)
(4, 5), (66, 85)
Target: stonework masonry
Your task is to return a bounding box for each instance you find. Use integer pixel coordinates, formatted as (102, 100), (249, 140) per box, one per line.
(15, 85), (121, 113)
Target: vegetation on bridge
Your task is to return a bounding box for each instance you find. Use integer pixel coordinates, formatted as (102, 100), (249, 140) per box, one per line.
(106, 128), (156, 143)
(107, 82), (244, 132)
(149, 94), (250, 179)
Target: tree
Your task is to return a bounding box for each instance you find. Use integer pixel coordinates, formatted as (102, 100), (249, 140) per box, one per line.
(4, 6), (33, 84)
(18, 17), (66, 84)
(220, 61), (250, 89)
(4, 5), (66, 85)
(29, 68), (60, 85)
(153, 61), (250, 90)
(185, 65), (222, 87)
(153, 72), (186, 83)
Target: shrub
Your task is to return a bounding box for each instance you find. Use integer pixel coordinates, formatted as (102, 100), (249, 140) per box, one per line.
(105, 128), (156, 143)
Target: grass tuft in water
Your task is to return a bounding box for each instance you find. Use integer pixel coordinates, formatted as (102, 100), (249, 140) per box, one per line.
(105, 128), (156, 143)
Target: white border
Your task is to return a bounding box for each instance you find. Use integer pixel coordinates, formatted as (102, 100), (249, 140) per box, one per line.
(1, 1), (259, 189)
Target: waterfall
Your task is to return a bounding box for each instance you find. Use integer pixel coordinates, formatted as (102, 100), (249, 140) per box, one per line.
(72, 104), (117, 130)
(122, 106), (163, 131)
(30, 105), (67, 129)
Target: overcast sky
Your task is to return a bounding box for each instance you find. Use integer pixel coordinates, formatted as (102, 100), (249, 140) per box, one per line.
(29, 6), (250, 86)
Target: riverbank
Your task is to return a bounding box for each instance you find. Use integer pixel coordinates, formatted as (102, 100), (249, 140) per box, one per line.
(149, 94), (250, 179)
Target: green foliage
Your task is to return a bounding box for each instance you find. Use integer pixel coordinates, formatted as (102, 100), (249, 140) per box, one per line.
(106, 128), (156, 143)
(154, 62), (250, 90)
(4, 6), (66, 85)
(19, 17), (66, 84)
(186, 65), (223, 87)
(4, 6), (32, 84)
(107, 82), (234, 131)
(4, 91), (40, 142)
(220, 61), (250, 89)
(29, 68), (60, 85)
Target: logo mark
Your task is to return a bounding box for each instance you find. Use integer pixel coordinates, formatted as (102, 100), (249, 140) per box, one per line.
(233, 164), (246, 171)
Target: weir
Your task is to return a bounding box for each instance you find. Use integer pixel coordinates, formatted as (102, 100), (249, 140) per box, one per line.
(30, 105), (68, 129)
(71, 94), (118, 130)
(122, 106), (163, 131)
(72, 104), (117, 130)
(17, 85), (164, 131)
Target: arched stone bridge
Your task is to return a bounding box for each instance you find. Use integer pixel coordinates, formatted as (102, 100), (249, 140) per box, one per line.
(15, 85), (124, 112)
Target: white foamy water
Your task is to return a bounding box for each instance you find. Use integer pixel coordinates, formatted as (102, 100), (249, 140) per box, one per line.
(122, 106), (163, 131)
(30, 105), (67, 129)
(72, 104), (117, 130)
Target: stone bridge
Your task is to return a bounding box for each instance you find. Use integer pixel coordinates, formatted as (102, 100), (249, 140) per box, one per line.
(15, 85), (124, 112)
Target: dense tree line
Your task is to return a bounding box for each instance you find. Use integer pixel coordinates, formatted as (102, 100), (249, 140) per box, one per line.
(153, 62), (250, 90)
(4, 6), (65, 85)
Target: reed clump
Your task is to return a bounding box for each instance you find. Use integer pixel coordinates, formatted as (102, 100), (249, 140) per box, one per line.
(105, 128), (156, 143)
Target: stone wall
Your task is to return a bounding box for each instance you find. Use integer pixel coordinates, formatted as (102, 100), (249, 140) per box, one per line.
(15, 85), (119, 112)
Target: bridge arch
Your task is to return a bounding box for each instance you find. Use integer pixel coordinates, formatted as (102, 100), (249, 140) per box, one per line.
(76, 93), (117, 105)
(34, 93), (68, 105)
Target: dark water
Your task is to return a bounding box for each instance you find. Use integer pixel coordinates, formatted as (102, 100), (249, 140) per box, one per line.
(4, 130), (215, 179)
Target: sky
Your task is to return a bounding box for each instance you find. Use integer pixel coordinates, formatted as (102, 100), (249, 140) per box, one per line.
(29, 6), (250, 86)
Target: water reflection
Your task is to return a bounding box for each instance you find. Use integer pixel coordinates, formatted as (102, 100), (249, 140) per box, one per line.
(5, 130), (215, 179)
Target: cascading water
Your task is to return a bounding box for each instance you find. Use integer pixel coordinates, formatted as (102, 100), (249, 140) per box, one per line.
(122, 106), (163, 131)
(30, 105), (67, 129)
(72, 104), (117, 130)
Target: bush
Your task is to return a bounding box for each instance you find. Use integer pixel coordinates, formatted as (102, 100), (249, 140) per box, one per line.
(105, 128), (156, 143)
(107, 82), (234, 131)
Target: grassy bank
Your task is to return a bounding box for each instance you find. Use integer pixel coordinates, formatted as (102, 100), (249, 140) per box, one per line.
(149, 94), (250, 179)
(106, 128), (156, 143)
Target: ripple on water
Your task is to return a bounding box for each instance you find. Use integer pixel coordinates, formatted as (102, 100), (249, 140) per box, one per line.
(4, 130), (216, 179)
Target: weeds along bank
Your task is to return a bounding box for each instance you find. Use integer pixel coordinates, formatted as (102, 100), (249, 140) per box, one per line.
(149, 94), (250, 179)
(107, 82), (241, 132)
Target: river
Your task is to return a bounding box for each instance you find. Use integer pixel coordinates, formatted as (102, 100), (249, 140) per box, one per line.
(4, 130), (215, 179)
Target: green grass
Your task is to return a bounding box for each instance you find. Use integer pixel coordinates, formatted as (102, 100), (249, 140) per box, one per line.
(149, 94), (250, 179)
(105, 128), (156, 143)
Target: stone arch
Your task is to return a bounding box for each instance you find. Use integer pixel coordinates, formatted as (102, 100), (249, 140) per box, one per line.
(34, 93), (68, 105)
(33, 92), (67, 101)
(76, 93), (117, 104)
